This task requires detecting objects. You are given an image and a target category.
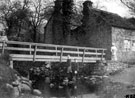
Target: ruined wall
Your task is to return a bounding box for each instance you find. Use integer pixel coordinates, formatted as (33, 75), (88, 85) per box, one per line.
(44, 0), (64, 45)
(69, 1), (112, 60)
(44, 15), (64, 45)
(52, 15), (64, 45)
(87, 24), (112, 60)
(70, 23), (112, 60)
(44, 17), (53, 44)
(112, 27), (135, 62)
(44, 0), (135, 62)
(44, 0), (73, 45)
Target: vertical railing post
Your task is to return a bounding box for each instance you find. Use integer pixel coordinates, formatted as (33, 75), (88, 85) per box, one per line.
(101, 49), (104, 61)
(82, 48), (85, 63)
(96, 49), (98, 58)
(60, 47), (63, 62)
(77, 48), (79, 57)
(29, 44), (32, 55)
(2, 41), (5, 54)
(33, 45), (37, 62)
(56, 46), (58, 56)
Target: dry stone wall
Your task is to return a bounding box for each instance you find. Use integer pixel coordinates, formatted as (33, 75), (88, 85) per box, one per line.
(112, 27), (135, 62)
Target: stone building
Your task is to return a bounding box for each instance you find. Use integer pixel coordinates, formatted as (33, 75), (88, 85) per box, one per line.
(44, 0), (135, 62)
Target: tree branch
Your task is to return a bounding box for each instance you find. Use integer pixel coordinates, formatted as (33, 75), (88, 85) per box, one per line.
(120, 0), (134, 10)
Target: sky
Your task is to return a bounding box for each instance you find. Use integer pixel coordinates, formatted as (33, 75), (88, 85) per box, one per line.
(2, 0), (131, 17)
(75, 0), (130, 17)
(95, 0), (130, 17)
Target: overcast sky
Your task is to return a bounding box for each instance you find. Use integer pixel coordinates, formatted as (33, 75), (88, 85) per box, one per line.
(94, 0), (130, 17)
(75, 0), (130, 17)
(9, 0), (131, 17)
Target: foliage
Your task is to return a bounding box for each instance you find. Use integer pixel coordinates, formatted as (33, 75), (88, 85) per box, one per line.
(0, 0), (54, 42)
(0, 0), (109, 43)
(28, 61), (106, 96)
(28, 0), (54, 42)
(0, 54), (16, 98)
(0, 0), (32, 41)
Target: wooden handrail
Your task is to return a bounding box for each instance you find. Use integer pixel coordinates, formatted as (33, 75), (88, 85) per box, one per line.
(3, 41), (106, 50)
(0, 41), (106, 62)
(5, 47), (105, 55)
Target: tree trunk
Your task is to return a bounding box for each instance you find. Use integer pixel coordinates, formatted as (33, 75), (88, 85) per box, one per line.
(33, 27), (37, 42)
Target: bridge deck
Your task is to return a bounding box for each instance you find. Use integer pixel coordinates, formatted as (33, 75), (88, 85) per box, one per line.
(1, 41), (106, 63)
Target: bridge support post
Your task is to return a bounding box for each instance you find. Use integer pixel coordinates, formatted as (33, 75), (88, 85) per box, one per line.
(9, 60), (13, 69)
(82, 48), (85, 63)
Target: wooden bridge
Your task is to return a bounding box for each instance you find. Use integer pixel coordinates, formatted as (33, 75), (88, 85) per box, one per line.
(1, 41), (106, 64)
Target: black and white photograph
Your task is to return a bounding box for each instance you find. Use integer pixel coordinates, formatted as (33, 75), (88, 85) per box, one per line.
(0, 0), (135, 98)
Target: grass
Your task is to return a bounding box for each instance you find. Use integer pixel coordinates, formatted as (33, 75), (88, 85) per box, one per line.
(0, 54), (16, 98)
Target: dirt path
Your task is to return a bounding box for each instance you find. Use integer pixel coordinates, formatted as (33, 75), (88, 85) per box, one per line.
(107, 67), (135, 98)
(110, 67), (135, 85)
(71, 67), (135, 98)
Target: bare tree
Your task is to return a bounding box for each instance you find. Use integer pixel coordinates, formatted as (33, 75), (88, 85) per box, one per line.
(28, 0), (54, 42)
(120, 0), (135, 15)
(0, 0), (54, 42)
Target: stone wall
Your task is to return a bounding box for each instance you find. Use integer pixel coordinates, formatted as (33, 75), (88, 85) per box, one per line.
(44, 0), (73, 45)
(44, 0), (135, 62)
(112, 27), (135, 62)
(69, 24), (112, 60)
(68, 1), (112, 60)
(44, 17), (53, 44)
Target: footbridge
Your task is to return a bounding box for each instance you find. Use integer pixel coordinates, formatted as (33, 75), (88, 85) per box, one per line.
(1, 41), (106, 64)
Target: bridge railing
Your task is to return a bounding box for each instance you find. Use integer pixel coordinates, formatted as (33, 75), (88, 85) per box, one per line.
(0, 41), (106, 63)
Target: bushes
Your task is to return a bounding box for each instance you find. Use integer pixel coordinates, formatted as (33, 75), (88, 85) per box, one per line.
(0, 54), (16, 98)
